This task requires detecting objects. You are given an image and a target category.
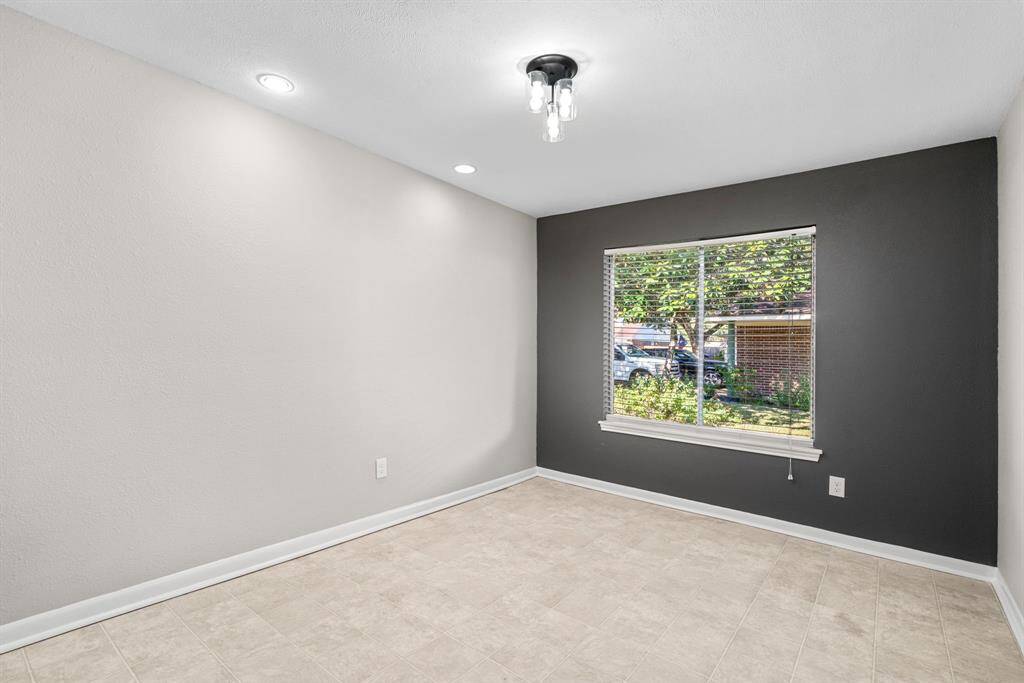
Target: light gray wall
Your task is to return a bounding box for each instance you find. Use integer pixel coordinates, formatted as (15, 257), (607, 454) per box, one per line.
(999, 78), (1024, 616)
(0, 8), (536, 624)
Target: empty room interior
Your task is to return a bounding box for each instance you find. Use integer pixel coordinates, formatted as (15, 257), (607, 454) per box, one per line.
(3, 1), (1024, 681)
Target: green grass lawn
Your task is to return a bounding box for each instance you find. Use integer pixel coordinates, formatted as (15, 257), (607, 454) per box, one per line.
(722, 402), (811, 437)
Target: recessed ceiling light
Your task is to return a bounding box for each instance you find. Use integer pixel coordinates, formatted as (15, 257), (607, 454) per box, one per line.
(256, 73), (295, 94)
(453, 164), (477, 174)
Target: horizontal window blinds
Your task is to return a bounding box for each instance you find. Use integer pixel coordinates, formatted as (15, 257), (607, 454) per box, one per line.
(604, 228), (815, 440)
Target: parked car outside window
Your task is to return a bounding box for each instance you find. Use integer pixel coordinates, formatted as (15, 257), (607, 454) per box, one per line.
(673, 349), (727, 386)
(612, 344), (665, 383)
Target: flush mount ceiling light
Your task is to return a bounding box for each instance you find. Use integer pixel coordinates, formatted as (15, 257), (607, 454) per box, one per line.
(524, 54), (578, 143)
(256, 73), (295, 94)
(453, 164), (477, 174)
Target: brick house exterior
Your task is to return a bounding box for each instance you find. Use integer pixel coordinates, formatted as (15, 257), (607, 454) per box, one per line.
(732, 319), (812, 396)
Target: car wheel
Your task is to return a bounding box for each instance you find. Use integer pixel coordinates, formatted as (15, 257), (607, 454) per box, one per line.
(704, 371), (723, 387)
(629, 369), (651, 384)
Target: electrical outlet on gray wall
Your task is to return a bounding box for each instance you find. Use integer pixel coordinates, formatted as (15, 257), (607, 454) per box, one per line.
(829, 476), (845, 498)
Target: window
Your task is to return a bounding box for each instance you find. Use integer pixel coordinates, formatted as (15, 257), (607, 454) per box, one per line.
(600, 227), (820, 461)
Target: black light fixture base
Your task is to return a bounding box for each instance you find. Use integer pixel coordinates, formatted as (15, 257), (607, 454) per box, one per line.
(525, 54), (579, 85)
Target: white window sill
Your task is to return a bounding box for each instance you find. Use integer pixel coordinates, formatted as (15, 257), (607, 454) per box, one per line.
(598, 414), (822, 462)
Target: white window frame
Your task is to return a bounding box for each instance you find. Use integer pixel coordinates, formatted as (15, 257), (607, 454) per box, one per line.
(599, 226), (821, 462)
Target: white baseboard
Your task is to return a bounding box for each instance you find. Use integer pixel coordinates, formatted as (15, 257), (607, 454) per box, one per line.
(994, 570), (1024, 654)
(537, 467), (997, 582)
(0, 467), (537, 654)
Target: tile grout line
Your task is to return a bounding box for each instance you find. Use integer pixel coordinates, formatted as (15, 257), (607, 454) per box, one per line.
(514, 569), (584, 677)
(443, 615), (526, 681)
(228, 587), (345, 682)
(168, 606), (241, 682)
(481, 655), (529, 683)
(326, 489), (530, 680)
(20, 646), (41, 681)
(871, 559), (881, 683)
(265, 557), (437, 681)
(539, 515), (679, 682)
(501, 489), (600, 682)
(592, 579), (657, 681)
(399, 539), (506, 681)
(786, 546), (831, 682)
(19, 648), (37, 683)
(98, 623), (140, 683)
(986, 581), (1024, 663)
(624, 542), (715, 683)
(455, 657), (520, 682)
(618, 610), (660, 680)
(223, 503), (466, 681)
(631, 514), (769, 681)
(593, 541), (670, 679)
(393, 652), (436, 682)
(621, 547), (703, 682)
(514, 516), (609, 681)
(624, 591), (691, 683)
(305, 493), (516, 681)
(449, 488), (554, 681)
(633, 592), (693, 682)
(170, 570), (343, 682)
(708, 535), (790, 681)
(931, 575), (957, 682)
(314, 583), (436, 683)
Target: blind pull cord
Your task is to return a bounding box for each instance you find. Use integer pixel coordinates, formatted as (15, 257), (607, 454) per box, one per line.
(787, 458), (794, 481)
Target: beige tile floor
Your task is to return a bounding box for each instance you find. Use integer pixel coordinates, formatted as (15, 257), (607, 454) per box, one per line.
(3, 478), (1023, 682)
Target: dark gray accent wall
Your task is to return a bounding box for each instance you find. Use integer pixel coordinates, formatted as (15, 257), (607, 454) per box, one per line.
(537, 139), (998, 565)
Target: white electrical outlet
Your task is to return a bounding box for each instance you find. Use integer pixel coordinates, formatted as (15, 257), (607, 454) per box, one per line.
(375, 457), (388, 479)
(829, 476), (845, 498)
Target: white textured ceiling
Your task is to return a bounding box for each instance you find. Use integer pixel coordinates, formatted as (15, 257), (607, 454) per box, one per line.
(5, 1), (1023, 217)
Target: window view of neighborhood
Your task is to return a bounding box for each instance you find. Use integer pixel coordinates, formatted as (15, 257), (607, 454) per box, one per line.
(608, 232), (815, 439)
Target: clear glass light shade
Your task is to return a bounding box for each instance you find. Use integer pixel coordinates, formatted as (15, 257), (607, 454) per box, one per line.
(555, 78), (576, 121)
(527, 70), (548, 113)
(542, 103), (565, 143)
